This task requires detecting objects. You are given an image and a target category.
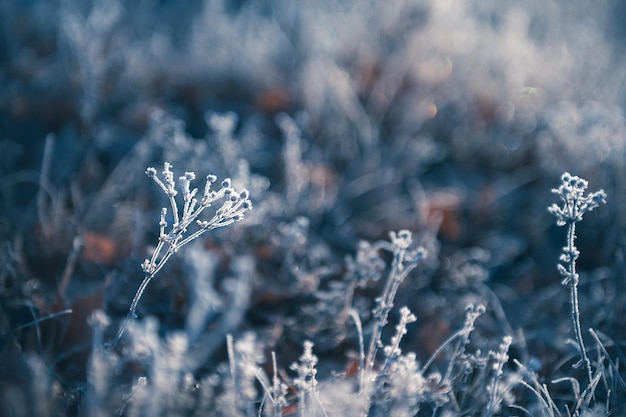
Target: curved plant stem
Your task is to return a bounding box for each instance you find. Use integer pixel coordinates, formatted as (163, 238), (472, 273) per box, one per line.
(109, 245), (176, 347)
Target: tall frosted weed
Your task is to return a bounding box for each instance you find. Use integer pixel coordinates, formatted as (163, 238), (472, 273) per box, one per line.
(548, 172), (606, 385)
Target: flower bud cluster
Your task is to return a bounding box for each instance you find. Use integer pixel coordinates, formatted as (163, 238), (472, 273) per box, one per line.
(548, 172), (606, 226)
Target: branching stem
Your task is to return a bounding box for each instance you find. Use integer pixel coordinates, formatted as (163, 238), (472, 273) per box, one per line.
(106, 163), (252, 348)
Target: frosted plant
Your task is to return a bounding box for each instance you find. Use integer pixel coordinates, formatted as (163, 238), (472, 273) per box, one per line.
(548, 173), (606, 227)
(513, 359), (561, 417)
(224, 333), (264, 417)
(185, 255), (254, 371)
(418, 304), (485, 415)
(277, 113), (307, 211)
(486, 335), (513, 416)
(87, 310), (113, 417)
(117, 376), (147, 417)
(347, 240), (386, 286)
(291, 340), (323, 417)
(381, 306), (417, 376)
(207, 111), (239, 168)
(59, 0), (123, 125)
(340, 240), (386, 326)
(183, 245), (221, 343)
(146, 333), (190, 416)
(369, 306), (419, 417)
(366, 230), (427, 372)
(548, 172), (606, 385)
(109, 162), (252, 347)
(267, 351), (289, 417)
(385, 353), (427, 417)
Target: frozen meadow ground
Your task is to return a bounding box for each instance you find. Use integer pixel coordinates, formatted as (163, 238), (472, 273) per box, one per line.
(1, 0), (625, 416)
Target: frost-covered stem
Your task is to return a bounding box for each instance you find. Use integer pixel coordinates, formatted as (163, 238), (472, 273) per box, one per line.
(485, 336), (512, 417)
(549, 172), (605, 386)
(421, 330), (465, 375)
(38, 133), (55, 240)
(116, 377), (147, 417)
(111, 271), (156, 347)
(443, 305), (483, 385)
(566, 221), (593, 385)
(227, 334), (237, 391)
(365, 258), (401, 372)
(58, 236), (83, 300)
(365, 231), (424, 372)
(343, 240), (385, 329)
(298, 382), (307, 416)
(380, 306), (416, 377)
(291, 341), (320, 417)
(168, 194), (179, 228)
(349, 309), (365, 394)
(339, 278), (357, 329)
(272, 352), (282, 417)
(421, 304), (484, 376)
(114, 274), (152, 340)
(109, 243), (178, 347)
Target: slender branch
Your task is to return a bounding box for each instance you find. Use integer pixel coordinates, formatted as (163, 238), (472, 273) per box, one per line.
(566, 221), (593, 385)
(364, 231), (425, 372)
(349, 309), (365, 394)
(110, 272), (155, 347)
(38, 133), (55, 240)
